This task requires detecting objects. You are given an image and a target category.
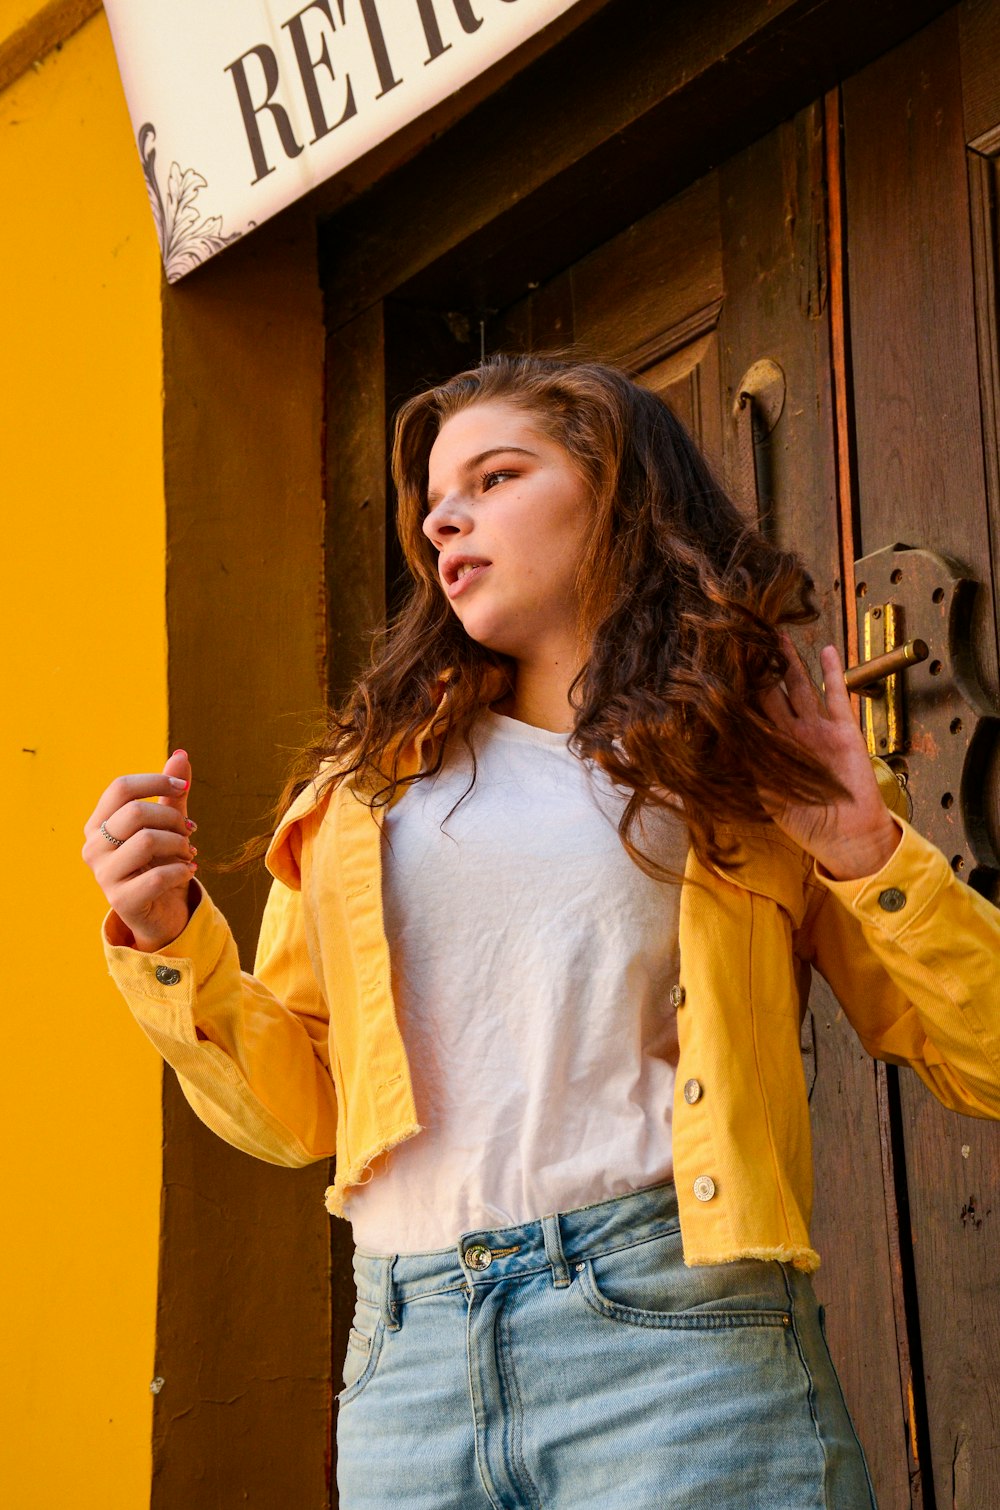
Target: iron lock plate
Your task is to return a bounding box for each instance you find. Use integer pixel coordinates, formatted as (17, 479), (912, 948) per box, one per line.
(853, 543), (999, 893)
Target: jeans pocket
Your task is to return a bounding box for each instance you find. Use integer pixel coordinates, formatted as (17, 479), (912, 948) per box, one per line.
(578, 1229), (792, 1329)
(338, 1301), (386, 1407)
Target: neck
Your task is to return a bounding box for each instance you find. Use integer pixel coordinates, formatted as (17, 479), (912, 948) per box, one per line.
(492, 653), (581, 734)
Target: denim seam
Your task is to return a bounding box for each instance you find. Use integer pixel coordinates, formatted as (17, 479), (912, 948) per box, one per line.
(357, 1278), (468, 1308)
(578, 1261), (793, 1329)
(362, 1224), (684, 1308)
(564, 1224), (682, 1270)
(780, 1266), (827, 1510)
(466, 1297), (505, 1510)
(498, 1298), (541, 1510)
(336, 1316), (385, 1408)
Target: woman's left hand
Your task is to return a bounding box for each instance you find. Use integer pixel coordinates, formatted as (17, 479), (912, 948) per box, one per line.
(756, 633), (902, 882)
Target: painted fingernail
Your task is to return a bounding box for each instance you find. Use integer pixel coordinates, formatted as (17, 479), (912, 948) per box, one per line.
(187, 847), (198, 859)
(169, 777), (189, 791)
(187, 861), (198, 872)
(185, 819), (197, 832)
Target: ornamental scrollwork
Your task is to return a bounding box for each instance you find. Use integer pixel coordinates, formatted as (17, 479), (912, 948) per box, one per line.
(138, 122), (243, 282)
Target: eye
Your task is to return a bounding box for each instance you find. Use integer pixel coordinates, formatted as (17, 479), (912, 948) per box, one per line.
(481, 468), (517, 492)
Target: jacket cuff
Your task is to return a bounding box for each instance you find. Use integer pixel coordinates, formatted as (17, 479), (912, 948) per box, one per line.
(812, 814), (953, 936)
(102, 880), (230, 1008)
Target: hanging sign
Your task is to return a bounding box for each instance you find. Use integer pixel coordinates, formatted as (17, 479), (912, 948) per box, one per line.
(104, 0), (584, 283)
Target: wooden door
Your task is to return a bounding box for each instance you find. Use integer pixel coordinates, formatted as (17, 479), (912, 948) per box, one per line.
(838, 7), (1000, 1506)
(492, 108), (919, 1506)
(324, 7), (1000, 1506)
(485, 17), (1000, 1499)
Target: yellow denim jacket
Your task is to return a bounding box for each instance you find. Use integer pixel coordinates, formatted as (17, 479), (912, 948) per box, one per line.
(102, 731), (1000, 1272)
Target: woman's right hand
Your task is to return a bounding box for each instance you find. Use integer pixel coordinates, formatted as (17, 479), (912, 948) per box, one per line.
(83, 748), (199, 953)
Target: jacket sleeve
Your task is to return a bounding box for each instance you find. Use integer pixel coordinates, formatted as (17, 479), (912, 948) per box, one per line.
(799, 807), (1000, 1118)
(101, 873), (337, 1166)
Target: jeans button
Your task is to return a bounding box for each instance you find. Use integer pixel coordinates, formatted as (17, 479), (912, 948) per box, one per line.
(683, 1078), (703, 1104)
(693, 1175), (716, 1202)
(464, 1244), (493, 1271)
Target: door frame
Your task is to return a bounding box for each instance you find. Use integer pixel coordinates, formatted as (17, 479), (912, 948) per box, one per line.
(153, 1), (977, 1503)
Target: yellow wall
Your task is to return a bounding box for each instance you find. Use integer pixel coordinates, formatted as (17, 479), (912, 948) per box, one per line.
(0, 0), (53, 36)
(0, 9), (164, 1507)
(0, 0), (38, 30)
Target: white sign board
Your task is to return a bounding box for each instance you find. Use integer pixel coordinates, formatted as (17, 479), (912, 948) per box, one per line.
(104, 0), (583, 283)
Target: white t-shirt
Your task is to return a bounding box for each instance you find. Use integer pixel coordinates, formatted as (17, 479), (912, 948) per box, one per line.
(343, 711), (688, 1254)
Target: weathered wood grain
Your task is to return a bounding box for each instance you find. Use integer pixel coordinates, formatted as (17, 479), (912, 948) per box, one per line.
(319, 0), (955, 327)
(159, 205), (332, 1508)
(716, 103), (915, 1508)
(325, 303), (388, 706)
(845, 12), (1000, 1504)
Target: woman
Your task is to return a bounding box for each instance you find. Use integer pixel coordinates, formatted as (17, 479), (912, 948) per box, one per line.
(84, 356), (1000, 1508)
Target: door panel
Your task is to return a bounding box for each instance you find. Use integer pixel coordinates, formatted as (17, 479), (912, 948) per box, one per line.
(844, 13), (998, 694)
(716, 105), (918, 1510)
(350, 9), (1000, 1507)
(639, 330), (725, 481)
(844, 10), (1000, 1505)
(569, 178), (724, 366)
(497, 100), (914, 1508)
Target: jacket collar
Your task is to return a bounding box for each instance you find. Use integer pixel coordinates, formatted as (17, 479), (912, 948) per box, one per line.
(265, 668), (806, 914)
(264, 667), (509, 886)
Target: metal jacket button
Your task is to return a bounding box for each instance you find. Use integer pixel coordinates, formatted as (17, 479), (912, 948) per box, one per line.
(154, 965), (182, 986)
(693, 1175), (716, 1202)
(464, 1244), (493, 1271)
(683, 1079), (703, 1105)
(877, 887), (906, 912)
(669, 984), (686, 1008)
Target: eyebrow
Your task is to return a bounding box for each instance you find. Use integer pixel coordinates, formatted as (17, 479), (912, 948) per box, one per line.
(426, 445), (539, 507)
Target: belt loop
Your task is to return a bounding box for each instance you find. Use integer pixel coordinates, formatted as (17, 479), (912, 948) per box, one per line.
(542, 1214), (570, 1289)
(380, 1256), (401, 1332)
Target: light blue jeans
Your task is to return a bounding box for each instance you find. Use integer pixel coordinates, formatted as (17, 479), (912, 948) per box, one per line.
(336, 1181), (876, 1508)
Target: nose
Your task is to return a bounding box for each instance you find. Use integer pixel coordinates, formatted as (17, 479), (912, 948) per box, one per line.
(422, 493), (471, 549)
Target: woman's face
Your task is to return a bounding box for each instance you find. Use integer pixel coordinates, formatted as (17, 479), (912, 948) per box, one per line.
(423, 400), (592, 666)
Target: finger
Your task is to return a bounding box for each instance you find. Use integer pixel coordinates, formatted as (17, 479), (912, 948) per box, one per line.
(92, 770), (190, 829)
(90, 798), (193, 850)
(758, 683), (795, 729)
(109, 862), (199, 913)
(157, 749), (191, 824)
(820, 643), (854, 720)
(99, 826), (197, 881)
(778, 633), (826, 718)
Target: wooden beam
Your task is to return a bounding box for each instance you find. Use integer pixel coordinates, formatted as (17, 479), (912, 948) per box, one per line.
(318, 0), (954, 326)
(156, 202), (332, 1509)
(0, 0), (102, 93)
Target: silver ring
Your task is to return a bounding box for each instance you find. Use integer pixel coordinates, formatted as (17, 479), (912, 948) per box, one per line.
(100, 821), (125, 848)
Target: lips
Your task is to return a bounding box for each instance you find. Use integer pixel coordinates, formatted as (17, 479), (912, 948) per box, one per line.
(442, 554), (492, 599)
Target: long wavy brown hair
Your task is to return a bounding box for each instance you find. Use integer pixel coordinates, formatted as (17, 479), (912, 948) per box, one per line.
(227, 353), (846, 879)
